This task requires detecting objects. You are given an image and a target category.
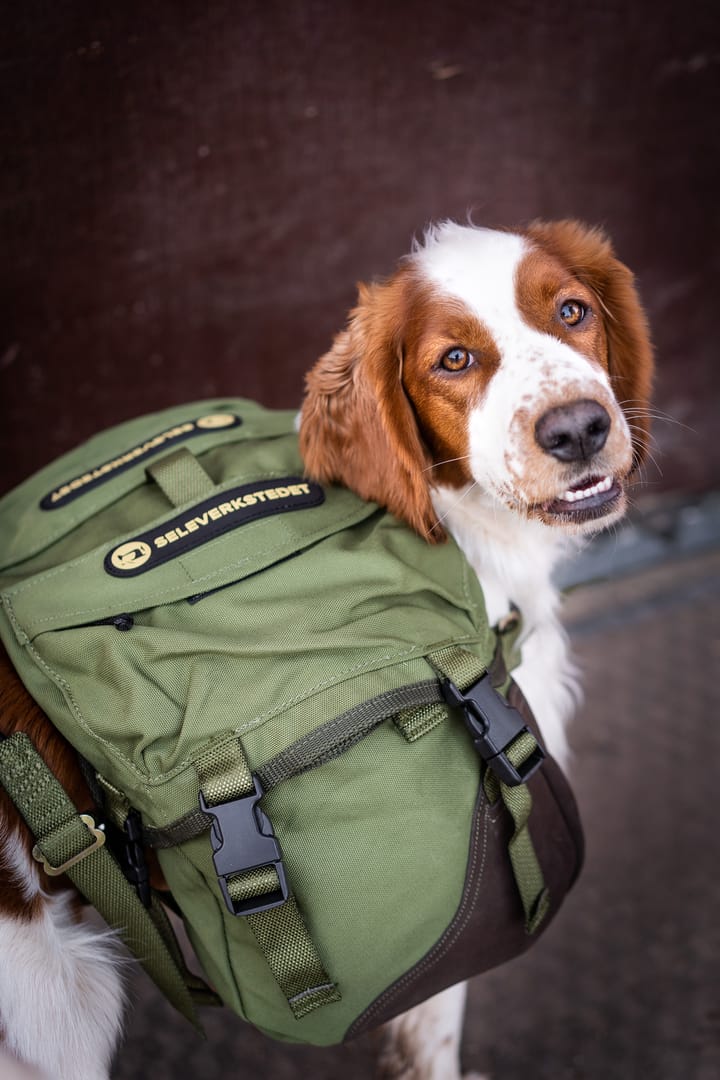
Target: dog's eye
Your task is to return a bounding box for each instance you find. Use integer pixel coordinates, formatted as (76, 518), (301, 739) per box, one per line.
(440, 347), (474, 372)
(559, 300), (587, 327)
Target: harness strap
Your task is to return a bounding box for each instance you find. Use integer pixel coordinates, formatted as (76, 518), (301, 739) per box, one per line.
(194, 737), (341, 1019)
(393, 612), (521, 742)
(484, 743), (551, 933)
(427, 641), (550, 934)
(0, 731), (203, 1027)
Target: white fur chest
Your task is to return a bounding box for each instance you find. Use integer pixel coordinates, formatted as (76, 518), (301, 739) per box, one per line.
(432, 484), (581, 766)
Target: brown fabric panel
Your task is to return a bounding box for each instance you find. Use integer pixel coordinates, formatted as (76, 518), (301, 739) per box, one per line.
(346, 679), (583, 1039)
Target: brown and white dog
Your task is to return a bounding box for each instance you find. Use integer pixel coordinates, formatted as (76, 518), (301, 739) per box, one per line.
(0, 220), (653, 1079)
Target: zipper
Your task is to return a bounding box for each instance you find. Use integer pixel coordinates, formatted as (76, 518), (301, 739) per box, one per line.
(80, 612), (135, 631)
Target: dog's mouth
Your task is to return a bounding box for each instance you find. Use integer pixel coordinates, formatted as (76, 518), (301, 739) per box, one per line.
(539, 473), (623, 524)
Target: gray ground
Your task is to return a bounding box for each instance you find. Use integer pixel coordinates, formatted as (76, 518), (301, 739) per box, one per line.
(111, 531), (720, 1080)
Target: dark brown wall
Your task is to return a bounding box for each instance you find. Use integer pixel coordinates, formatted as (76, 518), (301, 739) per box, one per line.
(1, 0), (718, 496)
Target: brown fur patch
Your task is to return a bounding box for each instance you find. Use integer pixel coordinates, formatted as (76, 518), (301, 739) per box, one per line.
(515, 247), (610, 371)
(301, 221), (653, 538)
(523, 221), (654, 468)
(300, 270), (499, 540)
(398, 284), (500, 491)
(0, 646), (93, 913)
(301, 270), (443, 539)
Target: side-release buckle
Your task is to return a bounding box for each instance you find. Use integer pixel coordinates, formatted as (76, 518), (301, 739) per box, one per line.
(199, 775), (289, 917)
(442, 675), (545, 786)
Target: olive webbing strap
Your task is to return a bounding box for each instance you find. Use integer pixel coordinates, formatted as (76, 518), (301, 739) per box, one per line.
(392, 617), (521, 743)
(483, 740), (551, 933)
(393, 701), (448, 741)
(146, 446), (216, 507)
(427, 643), (550, 934)
(0, 731), (203, 1028)
(194, 737), (341, 1019)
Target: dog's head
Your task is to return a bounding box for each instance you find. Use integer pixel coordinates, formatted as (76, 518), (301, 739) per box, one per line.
(300, 221), (653, 541)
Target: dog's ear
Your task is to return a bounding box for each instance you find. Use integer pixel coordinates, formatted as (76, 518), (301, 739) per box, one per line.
(299, 278), (444, 541)
(526, 220), (654, 470)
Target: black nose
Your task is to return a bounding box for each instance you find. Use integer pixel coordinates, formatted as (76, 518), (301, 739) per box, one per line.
(535, 399), (611, 462)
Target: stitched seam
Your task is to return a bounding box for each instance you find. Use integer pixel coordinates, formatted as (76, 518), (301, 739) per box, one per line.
(5, 493), (364, 606)
(15, 633), (159, 783)
(351, 790), (491, 1030)
(12, 621), (480, 785)
(257, 683), (438, 763)
(7, 504), (367, 631)
(229, 636), (482, 734)
(14, 637), (412, 785)
(229, 649), (421, 735)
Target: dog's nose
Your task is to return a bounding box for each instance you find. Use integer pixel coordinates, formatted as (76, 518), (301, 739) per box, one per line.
(535, 399), (611, 462)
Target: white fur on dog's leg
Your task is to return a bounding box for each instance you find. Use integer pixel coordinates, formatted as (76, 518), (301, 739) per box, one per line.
(0, 887), (126, 1080)
(378, 981), (486, 1080)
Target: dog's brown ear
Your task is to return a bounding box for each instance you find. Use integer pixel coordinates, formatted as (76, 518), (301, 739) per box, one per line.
(300, 278), (444, 541)
(526, 220), (654, 470)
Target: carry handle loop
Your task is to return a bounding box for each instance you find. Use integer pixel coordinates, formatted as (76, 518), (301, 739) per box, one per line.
(146, 446), (216, 508)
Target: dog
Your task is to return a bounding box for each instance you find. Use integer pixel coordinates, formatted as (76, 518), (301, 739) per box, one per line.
(0, 220), (652, 1079)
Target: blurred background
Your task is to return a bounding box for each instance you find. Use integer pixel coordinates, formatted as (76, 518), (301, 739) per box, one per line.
(1, 2), (718, 1078)
(1, 0), (718, 497)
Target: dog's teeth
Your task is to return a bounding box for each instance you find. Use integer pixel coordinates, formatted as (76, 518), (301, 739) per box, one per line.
(560, 475), (612, 503)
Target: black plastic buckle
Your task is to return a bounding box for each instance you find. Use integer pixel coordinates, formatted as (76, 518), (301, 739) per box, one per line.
(442, 674), (545, 786)
(199, 775), (289, 917)
(122, 808), (152, 908)
(103, 807), (152, 907)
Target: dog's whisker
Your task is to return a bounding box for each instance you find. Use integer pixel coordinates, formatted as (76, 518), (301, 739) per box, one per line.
(625, 423), (664, 477)
(427, 479), (479, 533)
(619, 401), (691, 431)
(623, 410), (693, 432)
(422, 454), (472, 474)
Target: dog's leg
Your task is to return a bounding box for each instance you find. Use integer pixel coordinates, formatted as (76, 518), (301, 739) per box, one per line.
(377, 982), (488, 1080)
(0, 826), (126, 1080)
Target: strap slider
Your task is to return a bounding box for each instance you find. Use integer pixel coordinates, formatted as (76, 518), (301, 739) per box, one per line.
(32, 813), (106, 876)
(199, 775), (289, 917)
(441, 675), (545, 786)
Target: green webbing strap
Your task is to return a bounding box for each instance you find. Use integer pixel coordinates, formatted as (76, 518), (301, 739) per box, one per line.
(393, 612), (522, 743)
(427, 643), (550, 934)
(0, 732), (203, 1027)
(92, 771), (220, 1009)
(247, 898), (342, 1019)
(428, 642), (490, 692)
(484, 744), (551, 934)
(194, 737), (341, 1019)
(393, 701), (447, 742)
(146, 446), (216, 507)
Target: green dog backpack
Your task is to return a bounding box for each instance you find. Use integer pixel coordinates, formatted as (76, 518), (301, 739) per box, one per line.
(0, 399), (583, 1044)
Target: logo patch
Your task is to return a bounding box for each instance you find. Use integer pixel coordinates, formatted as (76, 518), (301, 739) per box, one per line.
(109, 541), (153, 573)
(40, 412), (242, 510)
(104, 477), (325, 577)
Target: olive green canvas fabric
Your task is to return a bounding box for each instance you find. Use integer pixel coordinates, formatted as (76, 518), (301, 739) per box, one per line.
(0, 400), (581, 1044)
